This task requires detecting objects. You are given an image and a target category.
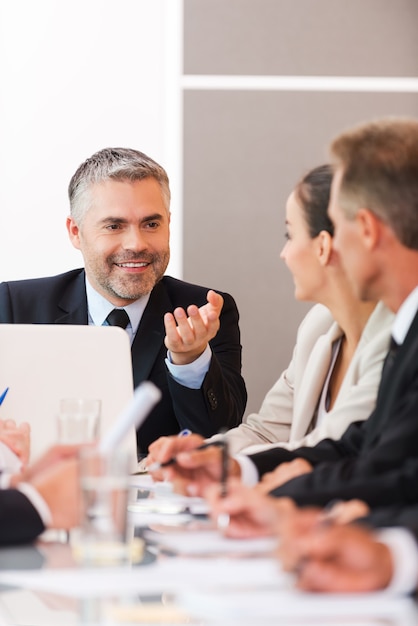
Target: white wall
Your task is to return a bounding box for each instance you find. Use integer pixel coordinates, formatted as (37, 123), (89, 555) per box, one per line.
(0, 0), (182, 282)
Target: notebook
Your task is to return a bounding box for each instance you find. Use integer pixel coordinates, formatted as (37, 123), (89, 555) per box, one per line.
(0, 324), (135, 462)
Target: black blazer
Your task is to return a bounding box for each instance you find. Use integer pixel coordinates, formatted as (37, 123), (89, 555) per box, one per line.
(0, 489), (45, 545)
(249, 310), (418, 509)
(0, 269), (247, 454)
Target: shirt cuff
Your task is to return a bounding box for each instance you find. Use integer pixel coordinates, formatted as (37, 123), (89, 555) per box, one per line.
(377, 527), (418, 595)
(17, 482), (53, 528)
(234, 454), (260, 486)
(165, 345), (212, 389)
(0, 441), (22, 487)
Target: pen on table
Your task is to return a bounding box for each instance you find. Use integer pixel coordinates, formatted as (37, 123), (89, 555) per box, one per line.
(146, 440), (223, 472)
(0, 387), (9, 406)
(220, 437), (229, 498)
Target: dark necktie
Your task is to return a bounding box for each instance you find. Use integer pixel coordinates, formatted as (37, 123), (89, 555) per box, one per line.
(380, 336), (399, 385)
(105, 308), (130, 329)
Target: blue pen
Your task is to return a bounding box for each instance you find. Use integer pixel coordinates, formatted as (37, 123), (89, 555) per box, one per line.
(0, 387), (9, 406)
(178, 428), (192, 437)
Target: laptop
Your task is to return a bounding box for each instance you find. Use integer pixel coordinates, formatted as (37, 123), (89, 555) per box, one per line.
(0, 324), (136, 462)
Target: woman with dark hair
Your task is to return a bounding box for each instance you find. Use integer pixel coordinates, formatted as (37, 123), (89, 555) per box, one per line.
(208, 164), (393, 458)
(147, 165), (394, 487)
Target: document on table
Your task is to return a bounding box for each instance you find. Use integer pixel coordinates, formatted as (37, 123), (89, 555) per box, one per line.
(0, 559), (415, 624)
(128, 475), (209, 525)
(0, 557), (284, 598)
(144, 528), (277, 555)
(129, 473), (164, 491)
(178, 587), (418, 622)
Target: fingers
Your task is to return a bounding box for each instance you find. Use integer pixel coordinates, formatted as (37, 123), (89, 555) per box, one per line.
(176, 445), (222, 473)
(205, 481), (281, 538)
(167, 304), (214, 343)
(0, 420), (31, 465)
(148, 434), (204, 466)
(33, 458), (81, 530)
(296, 551), (393, 593)
(257, 470), (279, 494)
(205, 290), (224, 319)
(261, 458), (313, 490)
(26, 444), (83, 479)
(296, 561), (365, 592)
(164, 291), (223, 364)
(326, 499), (370, 525)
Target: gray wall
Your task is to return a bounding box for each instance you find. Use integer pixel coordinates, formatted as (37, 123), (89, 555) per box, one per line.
(182, 0), (418, 417)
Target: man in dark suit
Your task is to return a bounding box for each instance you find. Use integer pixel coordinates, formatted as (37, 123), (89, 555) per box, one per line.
(0, 148), (247, 456)
(148, 117), (418, 512)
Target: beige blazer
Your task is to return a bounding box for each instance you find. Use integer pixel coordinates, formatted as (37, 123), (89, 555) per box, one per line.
(224, 301), (394, 455)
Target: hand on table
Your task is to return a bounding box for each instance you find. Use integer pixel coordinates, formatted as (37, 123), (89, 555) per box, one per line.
(205, 479), (296, 539)
(278, 520), (394, 592)
(146, 434), (206, 481)
(147, 433), (240, 496)
(31, 457), (81, 530)
(0, 419), (31, 467)
(257, 458), (313, 494)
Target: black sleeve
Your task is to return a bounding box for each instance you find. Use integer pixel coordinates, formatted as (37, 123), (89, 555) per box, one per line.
(0, 283), (13, 322)
(0, 489), (45, 546)
(248, 420), (366, 477)
(269, 376), (418, 508)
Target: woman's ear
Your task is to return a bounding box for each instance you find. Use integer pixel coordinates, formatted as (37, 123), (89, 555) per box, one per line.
(316, 230), (333, 266)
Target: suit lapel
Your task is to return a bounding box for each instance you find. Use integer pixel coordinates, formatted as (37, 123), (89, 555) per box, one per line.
(364, 310), (418, 445)
(55, 270), (88, 324)
(52, 272), (171, 385)
(291, 322), (343, 440)
(131, 281), (171, 386)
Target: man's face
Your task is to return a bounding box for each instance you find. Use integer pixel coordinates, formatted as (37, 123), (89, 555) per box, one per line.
(67, 177), (170, 306)
(328, 168), (374, 301)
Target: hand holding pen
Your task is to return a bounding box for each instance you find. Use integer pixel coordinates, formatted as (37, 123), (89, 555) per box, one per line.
(147, 432), (240, 497)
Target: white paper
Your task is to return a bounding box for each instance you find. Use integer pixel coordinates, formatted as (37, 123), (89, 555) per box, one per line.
(178, 588), (418, 622)
(0, 557), (283, 598)
(143, 528), (277, 555)
(0, 559), (416, 626)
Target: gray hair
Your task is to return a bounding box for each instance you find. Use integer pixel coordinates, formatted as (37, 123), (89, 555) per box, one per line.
(330, 117), (418, 250)
(68, 147), (171, 223)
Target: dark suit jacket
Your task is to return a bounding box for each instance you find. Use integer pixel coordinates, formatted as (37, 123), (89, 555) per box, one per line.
(358, 503), (418, 537)
(0, 489), (45, 545)
(0, 269), (247, 454)
(248, 310), (418, 509)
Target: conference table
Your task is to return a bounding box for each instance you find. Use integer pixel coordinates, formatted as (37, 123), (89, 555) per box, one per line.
(0, 476), (417, 626)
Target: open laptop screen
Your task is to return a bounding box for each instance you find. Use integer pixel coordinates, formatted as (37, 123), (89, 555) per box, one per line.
(0, 324), (135, 462)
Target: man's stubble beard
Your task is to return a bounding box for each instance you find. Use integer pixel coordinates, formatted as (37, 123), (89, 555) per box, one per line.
(93, 249), (170, 301)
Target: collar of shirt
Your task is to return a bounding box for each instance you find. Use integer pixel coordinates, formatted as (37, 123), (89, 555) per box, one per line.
(85, 277), (151, 345)
(391, 285), (418, 345)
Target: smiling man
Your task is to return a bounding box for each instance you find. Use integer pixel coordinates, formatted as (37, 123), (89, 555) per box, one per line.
(0, 148), (247, 456)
